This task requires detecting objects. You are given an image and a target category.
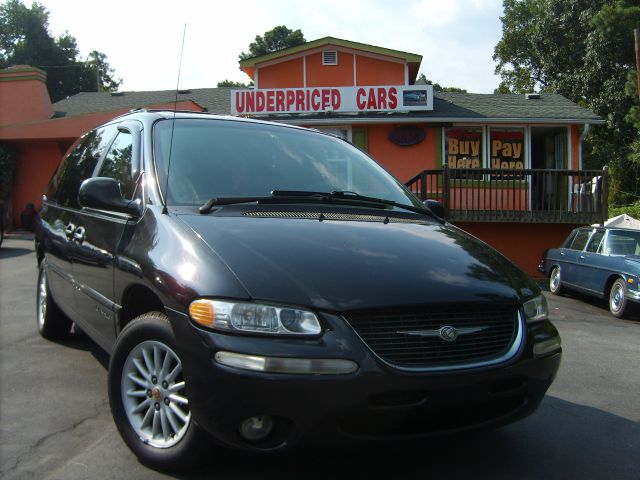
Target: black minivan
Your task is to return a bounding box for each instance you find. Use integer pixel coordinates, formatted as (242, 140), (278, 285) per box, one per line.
(36, 110), (561, 470)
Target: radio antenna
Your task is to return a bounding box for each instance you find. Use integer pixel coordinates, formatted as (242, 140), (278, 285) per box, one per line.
(162, 23), (187, 215)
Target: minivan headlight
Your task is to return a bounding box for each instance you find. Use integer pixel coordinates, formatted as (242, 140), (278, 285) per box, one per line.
(523, 295), (548, 323)
(189, 299), (321, 335)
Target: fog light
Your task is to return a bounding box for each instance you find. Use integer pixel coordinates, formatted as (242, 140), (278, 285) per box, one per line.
(239, 416), (274, 442)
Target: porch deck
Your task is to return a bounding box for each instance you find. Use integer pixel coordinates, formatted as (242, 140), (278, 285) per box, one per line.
(406, 166), (608, 225)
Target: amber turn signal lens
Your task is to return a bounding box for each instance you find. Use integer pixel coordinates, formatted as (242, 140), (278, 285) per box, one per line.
(189, 300), (215, 327)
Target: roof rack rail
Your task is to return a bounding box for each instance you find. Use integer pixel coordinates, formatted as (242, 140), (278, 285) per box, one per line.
(142, 108), (214, 115)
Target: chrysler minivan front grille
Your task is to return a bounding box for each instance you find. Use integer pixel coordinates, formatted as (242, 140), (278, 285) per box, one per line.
(344, 304), (521, 370)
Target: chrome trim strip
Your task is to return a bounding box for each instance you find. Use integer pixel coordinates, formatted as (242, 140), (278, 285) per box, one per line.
(396, 325), (489, 338)
(625, 289), (640, 301)
(345, 309), (525, 372)
(561, 281), (604, 297)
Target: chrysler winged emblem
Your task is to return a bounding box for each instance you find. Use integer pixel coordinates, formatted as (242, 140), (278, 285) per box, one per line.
(396, 325), (488, 342)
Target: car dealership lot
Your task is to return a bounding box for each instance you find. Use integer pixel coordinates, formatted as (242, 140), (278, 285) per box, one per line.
(1, 235), (639, 480)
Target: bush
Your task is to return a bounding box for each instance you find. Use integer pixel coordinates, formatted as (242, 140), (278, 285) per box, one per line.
(609, 201), (640, 219)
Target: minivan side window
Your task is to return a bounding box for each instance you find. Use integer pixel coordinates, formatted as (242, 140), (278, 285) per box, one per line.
(569, 229), (591, 251)
(98, 131), (135, 199)
(46, 126), (117, 208)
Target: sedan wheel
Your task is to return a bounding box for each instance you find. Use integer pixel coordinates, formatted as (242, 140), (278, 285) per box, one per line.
(609, 279), (629, 318)
(549, 267), (564, 295)
(108, 312), (206, 471)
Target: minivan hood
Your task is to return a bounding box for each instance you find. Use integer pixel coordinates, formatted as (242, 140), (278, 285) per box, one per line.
(179, 212), (535, 311)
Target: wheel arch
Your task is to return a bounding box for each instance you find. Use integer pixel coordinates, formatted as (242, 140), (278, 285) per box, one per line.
(118, 284), (165, 334)
(36, 241), (44, 266)
(604, 274), (624, 297)
(548, 263), (561, 277)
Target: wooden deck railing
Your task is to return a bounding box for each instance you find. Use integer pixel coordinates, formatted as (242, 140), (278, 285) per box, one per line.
(405, 166), (608, 224)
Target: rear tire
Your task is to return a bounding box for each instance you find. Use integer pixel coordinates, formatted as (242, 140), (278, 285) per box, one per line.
(37, 262), (72, 339)
(609, 279), (630, 318)
(108, 312), (207, 471)
(549, 266), (564, 295)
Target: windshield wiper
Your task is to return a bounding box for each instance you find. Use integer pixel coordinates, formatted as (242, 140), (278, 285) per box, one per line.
(199, 193), (392, 214)
(272, 190), (441, 220)
(200, 190), (442, 222)
(200, 196), (269, 213)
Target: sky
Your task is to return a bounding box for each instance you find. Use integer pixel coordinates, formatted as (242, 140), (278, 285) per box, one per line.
(34, 0), (505, 93)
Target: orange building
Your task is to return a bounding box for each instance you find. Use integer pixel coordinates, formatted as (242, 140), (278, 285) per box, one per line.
(0, 37), (605, 275)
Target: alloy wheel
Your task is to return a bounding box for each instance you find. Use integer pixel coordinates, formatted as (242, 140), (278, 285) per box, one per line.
(37, 270), (47, 330)
(121, 340), (191, 448)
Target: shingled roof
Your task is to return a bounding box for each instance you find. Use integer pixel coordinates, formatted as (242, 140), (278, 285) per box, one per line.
(52, 88), (233, 117)
(52, 88), (602, 124)
(432, 92), (602, 122)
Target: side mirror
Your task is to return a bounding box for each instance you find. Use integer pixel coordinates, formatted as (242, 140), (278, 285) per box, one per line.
(423, 199), (445, 219)
(78, 177), (142, 217)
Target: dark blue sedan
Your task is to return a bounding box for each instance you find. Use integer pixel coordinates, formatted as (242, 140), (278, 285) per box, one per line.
(539, 226), (640, 317)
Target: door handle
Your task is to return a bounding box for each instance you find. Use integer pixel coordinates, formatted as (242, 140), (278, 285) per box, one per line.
(560, 252), (564, 256)
(65, 223), (76, 238)
(579, 255), (585, 259)
(73, 226), (86, 243)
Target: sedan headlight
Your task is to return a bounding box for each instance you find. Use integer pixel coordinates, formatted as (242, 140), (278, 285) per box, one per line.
(523, 294), (549, 323)
(189, 299), (322, 335)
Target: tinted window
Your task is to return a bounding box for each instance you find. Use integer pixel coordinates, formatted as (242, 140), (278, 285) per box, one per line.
(569, 230), (591, 251)
(153, 119), (420, 207)
(46, 125), (117, 208)
(606, 230), (640, 255)
(585, 230), (605, 253)
(98, 131), (135, 199)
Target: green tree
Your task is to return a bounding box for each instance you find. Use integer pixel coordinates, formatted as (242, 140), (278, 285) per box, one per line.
(416, 73), (467, 93)
(217, 79), (252, 88)
(83, 50), (122, 92)
(0, 0), (121, 102)
(239, 25), (305, 61)
(493, 0), (640, 206)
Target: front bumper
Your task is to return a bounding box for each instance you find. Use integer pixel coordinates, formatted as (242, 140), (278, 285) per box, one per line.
(167, 309), (561, 451)
(625, 287), (640, 302)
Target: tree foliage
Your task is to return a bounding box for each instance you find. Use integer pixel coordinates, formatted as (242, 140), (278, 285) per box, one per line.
(416, 73), (467, 93)
(0, 0), (121, 102)
(493, 0), (640, 206)
(217, 79), (252, 88)
(239, 25), (305, 61)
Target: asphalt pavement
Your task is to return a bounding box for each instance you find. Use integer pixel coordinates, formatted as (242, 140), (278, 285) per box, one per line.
(1, 234), (638, 480)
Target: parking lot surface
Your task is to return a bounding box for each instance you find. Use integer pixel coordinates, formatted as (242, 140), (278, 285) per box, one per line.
(1, 235), (639, 479)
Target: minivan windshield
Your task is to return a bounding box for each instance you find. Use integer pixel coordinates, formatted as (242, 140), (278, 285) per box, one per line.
(154, 118), (421, 208)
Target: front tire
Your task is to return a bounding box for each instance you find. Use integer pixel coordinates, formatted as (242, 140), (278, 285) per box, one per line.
(609, 279), (630, 318)
(549, 266), (564, 295)
(108, 312), (206, 471)
(37, 262), (72, 339)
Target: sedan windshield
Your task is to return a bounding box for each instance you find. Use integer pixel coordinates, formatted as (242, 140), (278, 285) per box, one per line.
(153, 118), (421, 208)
